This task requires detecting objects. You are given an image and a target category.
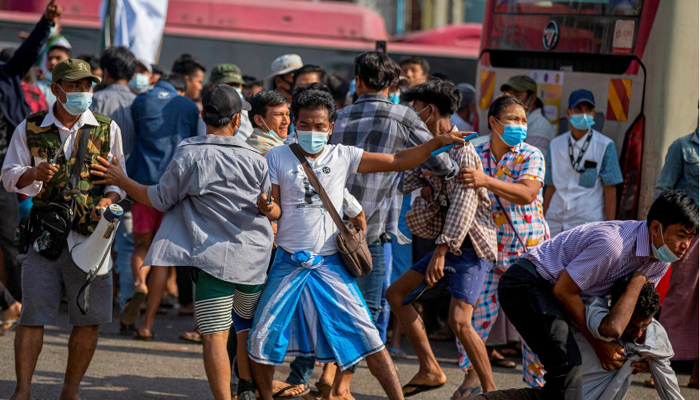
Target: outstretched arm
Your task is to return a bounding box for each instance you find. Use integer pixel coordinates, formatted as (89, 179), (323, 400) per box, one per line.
(6, 0), (61, 78)
(91, 156), (152, 207)
(356, 131), (466, 174)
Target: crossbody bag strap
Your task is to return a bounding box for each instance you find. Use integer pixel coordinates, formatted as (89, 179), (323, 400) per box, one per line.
(486, 148), (527, 250)
(289, 143), (349, 234)
(68, 125), (92, 192)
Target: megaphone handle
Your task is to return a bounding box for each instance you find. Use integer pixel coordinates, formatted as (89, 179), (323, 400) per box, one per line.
(76, 224), (119, 315)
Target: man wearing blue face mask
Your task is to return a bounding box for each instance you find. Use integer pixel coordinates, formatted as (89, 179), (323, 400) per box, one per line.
(1, 58), (127, 400)
(543, 89), (623, 237)
(477, 190), (697, 400)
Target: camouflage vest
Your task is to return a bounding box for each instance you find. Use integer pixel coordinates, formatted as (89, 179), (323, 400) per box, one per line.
(25, 110), (112, 236)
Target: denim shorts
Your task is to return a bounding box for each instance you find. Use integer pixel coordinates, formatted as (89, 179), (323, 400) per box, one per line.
(410, 248), (491, 306)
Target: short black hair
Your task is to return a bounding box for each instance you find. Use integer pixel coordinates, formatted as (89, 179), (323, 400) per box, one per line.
(326, 74), (349, 103)
(172, 54), (206, 76)
(48, 45), (71, 58)
(99, 46), (136, 81)
(151, 63), (165, 76)
(401, 79), (461, 116)
(487, 95), (526, 131)
(293, 65), (326, 86)
(248, 90), (288, 127)
(610, 279), (660, 320)
(647, 190), (699, 234)
(243, 75), (263, 89)
(78, 53), (100, 72)
(160, 73), (187, 93)
(354, 51), (400, 91)
(291, 85), (337, 123)
(399, 56), (430, 75)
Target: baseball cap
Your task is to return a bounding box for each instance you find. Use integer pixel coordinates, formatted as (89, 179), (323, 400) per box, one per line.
(52, 59), (101, 84)
(210, 64), (244, 85)
(568, 89), (596, 109)
(202, 84), (251, 119)
(500, 75), (537, 94)
(268, 54), (303, 79)
(456, 83), (476, 108)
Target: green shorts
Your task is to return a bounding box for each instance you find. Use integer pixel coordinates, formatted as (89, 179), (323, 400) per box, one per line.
(194, 270), (263, 335)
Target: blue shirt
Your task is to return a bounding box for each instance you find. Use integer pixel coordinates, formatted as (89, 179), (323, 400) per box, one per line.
(523, 220), (669, 299)
(127, 81), (201, 185)
(654, 128), (699, 206)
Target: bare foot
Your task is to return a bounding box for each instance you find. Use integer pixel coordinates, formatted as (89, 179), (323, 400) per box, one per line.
(452, 371), (482, 399)
(9, 390), (30, 400)
(328, 393), (355, 400)
(303, 391), (323, 400)
(272, 380), (307, 397)
(402, 371), (447, 396)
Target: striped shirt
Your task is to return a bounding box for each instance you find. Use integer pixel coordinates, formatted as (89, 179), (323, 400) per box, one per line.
(330, 93), (457, 244)
(523, 220), (670, 299)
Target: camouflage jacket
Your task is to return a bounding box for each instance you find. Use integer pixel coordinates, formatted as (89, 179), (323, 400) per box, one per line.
(26, 110), (112, 236)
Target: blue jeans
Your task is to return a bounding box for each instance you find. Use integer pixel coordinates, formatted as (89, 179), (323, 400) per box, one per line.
(356, 240), (386, 325)
(286, 356), (315, 385)
(114, 210), (135, 311)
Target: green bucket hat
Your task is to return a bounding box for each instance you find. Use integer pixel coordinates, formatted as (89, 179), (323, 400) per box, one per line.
(500, 75), (537, 94)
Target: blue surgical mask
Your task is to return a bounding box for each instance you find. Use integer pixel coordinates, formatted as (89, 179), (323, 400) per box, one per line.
(234, 87), (244, 99)
(389, 92), (401, 104)
(45, 71), (52, 82)
(652, 225), (680, 263)
(496, 119), (527, 147)
(416, 105), (432, 124)
(570, 113), (595, 130)
(262, 120), (284, 142)
(129, 73), (150, 93)
(296, 129), (328, 154)
(56, 84), (92, 116)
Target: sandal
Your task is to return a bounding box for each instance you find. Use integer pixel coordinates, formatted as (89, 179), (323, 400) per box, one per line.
(402, 383), (445, 398)
(450, 385), (482, 400)
(179, 330), (202, 343)
(273, 384), (311, 399)
(134, 330), (155, 341)
(121, 290), (147, 326)
(389, 347), (407, 359)
(490, 357), (516, 368)
(0, 319), (18, 336)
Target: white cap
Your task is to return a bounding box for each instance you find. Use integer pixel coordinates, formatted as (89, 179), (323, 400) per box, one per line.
(135, 58), (152, 75)
(267, 54), (303, 79)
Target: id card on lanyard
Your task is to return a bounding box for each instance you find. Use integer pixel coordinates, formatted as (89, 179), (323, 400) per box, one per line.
(485, 149), (528, 250)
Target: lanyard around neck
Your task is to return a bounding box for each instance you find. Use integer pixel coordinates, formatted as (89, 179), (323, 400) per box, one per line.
(568, 131), (593, 172)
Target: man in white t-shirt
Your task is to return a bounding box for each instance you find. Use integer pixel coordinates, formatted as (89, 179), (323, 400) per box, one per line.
(247, 87), (468, 400)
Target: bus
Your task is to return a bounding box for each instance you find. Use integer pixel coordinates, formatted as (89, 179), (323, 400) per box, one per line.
(475, 0), (698, 219)
(0, 0), (480, 82)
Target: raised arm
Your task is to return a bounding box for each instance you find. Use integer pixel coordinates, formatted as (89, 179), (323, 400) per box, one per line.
(357, 131), (466, 174)
(6, 1), (61, 78)
(598, 272), (648, 339)
(91, 156), (152, 207)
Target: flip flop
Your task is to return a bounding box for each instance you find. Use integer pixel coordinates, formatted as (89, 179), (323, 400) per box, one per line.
(273, 384), (311, 399)
(403, 383), (445, 398)
(0, 319), (18, 336)
(450, 385), (482, 400)
(389, 347), (407, 359)
(121, 290), (147, 326)
(314, 381), (332, 399)
(179, 331), (202, 343)
(134, 331), (155, 341)
(490, 358), (516, 368)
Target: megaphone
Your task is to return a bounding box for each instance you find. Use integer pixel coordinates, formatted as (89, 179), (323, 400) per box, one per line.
(70, 203), (123, 314)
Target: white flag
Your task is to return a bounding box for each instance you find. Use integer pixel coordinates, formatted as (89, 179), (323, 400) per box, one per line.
(101, 0), (169, 64)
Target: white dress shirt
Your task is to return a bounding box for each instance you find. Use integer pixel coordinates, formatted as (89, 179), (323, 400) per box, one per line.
(1, 106), (127, 243)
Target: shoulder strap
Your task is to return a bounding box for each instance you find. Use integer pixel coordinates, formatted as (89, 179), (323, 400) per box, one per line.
(493, 195), (527, 249)
(68, 125), (91, 191)
(289, 143), (348, 234)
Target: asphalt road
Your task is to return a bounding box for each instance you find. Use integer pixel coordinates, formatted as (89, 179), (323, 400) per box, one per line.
(0, 302), (696, 400)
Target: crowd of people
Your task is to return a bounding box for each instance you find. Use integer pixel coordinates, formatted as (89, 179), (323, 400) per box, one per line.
(0, 2), (698, 400)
